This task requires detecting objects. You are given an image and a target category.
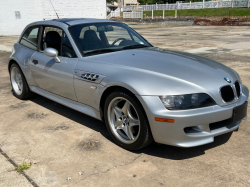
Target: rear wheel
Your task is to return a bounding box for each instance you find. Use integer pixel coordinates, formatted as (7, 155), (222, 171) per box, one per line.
(104, 89), (153, 150)
(10, 63), (33, 100)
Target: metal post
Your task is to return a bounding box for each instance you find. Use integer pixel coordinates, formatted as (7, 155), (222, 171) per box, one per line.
(203, 0), (205, 8)
(248, 0), (250, 8)
(232, 0), (234, 8)
(163, 7), (165, 19)
(152, 10), (154, 19)
(175, 2), (178, 18)
(190, 1), (191, 9)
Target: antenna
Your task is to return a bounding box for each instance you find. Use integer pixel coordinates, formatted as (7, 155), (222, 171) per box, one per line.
(49, 0), (59, 19)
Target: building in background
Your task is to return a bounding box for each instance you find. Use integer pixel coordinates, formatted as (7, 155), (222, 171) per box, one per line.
(0, 0), (106, 35)
(107, 1), (119, 12)
(118, 0), (138, 7)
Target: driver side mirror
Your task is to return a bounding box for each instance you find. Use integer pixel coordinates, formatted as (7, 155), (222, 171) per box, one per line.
(44, 48), (60, 63)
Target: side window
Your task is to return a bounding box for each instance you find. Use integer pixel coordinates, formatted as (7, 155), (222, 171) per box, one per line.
(20, 27), (39, 50)
(62, 32), (77, 58)
(41, 27), (62, 54)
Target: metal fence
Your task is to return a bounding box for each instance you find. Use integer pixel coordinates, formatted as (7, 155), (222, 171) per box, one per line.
(122, 0), (250, 11)
(123, 11), (143, 19)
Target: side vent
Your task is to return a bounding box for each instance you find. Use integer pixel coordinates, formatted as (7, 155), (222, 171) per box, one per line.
(74, 70), (105, 84)
(81, 73), (99, 81)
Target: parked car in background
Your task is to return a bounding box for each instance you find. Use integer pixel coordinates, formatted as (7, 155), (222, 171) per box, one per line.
(9, 18), (249, 150)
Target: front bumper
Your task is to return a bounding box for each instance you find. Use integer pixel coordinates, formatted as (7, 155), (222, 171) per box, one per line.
(137, 85), (249, 147)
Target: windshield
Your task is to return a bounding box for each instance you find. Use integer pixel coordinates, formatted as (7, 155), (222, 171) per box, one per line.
(68, 22), (152, 56)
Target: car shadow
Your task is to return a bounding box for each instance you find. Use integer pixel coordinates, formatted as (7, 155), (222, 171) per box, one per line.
(29, 94), (111, 139)
(30, 94), (233, 160)
(137, 132), (233, 160)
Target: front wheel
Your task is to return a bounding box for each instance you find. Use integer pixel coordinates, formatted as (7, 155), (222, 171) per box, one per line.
(104, 90), (153, 150)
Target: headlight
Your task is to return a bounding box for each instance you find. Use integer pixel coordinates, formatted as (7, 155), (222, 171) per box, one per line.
(159, 93), (216, 110)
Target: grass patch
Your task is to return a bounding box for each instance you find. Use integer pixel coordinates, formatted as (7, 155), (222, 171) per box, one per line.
(16, 161), (31, 173)
(144, 8), (250, 18)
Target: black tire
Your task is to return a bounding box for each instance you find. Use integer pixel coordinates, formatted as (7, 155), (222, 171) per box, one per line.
(104, 89), (153, 150)
(10, 63), (33, 100)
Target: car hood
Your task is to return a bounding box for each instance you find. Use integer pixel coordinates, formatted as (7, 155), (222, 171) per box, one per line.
(78, 47), (240, 105)
(85, 47), (238, 87)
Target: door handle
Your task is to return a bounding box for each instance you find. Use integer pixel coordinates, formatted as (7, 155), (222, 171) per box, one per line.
(32, 60), (38, 65)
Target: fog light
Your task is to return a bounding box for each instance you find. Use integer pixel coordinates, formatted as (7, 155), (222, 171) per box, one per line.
(184, 126), (202, 133)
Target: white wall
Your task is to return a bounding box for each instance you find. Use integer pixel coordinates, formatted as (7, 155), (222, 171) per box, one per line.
(0, 0), (43, 35)
(42, 0), (106, 20)
(0, 0), (106, 35)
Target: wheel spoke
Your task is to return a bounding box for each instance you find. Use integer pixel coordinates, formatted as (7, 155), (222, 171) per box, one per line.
(114, 107), (122, 119)
(128, 110), (137, 121)
(129, 120), (139, 127)
(15, 73), (19, 83)
(121, 101), (129, 116)
(123, 125), (134, 140)
(17, 84), (21, 90)
(115, 119), (123, 129)
(18, 74), (22, 83)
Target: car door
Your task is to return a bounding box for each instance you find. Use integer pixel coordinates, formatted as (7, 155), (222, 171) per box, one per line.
(30, 26), (78, 101)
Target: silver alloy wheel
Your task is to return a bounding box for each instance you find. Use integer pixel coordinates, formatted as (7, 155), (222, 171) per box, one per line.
(107, 97), (140, 144)
(11, 67), (23, 95)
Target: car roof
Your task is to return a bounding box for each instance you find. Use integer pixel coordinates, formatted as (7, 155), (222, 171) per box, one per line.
(39, 18), (115, 26)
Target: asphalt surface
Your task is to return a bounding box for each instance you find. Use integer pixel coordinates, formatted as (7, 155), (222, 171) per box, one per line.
(0, 26), (250, 187)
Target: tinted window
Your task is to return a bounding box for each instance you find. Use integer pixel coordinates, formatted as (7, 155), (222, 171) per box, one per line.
(41, 26), (76, 58)
(69, 22), (151, 56)
(20, 27), (39, 50)
(62, 32), (77, 58)
(105, 26), (131, 45)
(41, 27), (62, 53)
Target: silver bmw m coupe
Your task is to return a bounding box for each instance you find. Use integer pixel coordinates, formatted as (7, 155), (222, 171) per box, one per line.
(9, 18), (248, 150)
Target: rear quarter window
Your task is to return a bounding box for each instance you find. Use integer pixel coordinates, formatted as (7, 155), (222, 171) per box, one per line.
(20, 27), (40, 50)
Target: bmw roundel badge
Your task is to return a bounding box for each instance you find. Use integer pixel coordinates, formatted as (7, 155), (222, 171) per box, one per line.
(224, 77), (231, 83)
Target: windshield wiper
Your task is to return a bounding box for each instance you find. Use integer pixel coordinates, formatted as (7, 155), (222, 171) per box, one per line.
(84, 48), (119, 56)
(122, 44), (149, 50)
